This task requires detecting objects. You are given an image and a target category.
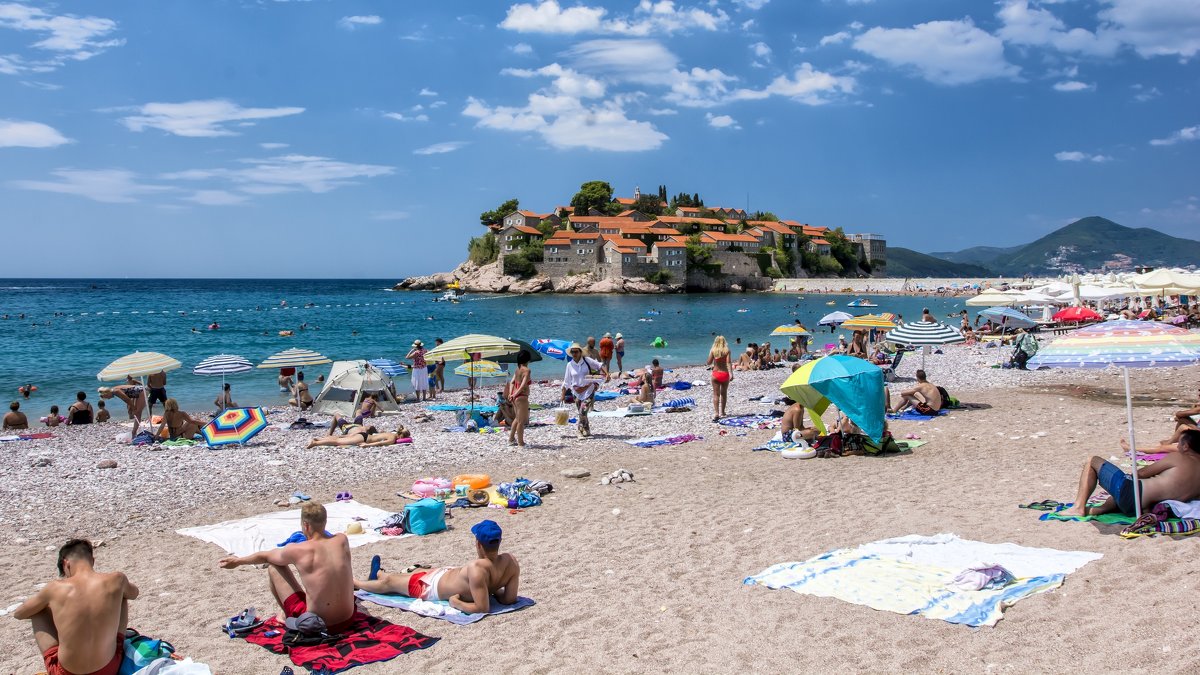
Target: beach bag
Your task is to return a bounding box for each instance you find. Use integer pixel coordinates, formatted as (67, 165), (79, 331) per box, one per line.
(404, 498), (446, 535)
(936, 386), (952, 410)
(118, 629), (175, 675)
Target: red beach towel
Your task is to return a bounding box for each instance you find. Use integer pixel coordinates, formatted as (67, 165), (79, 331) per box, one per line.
(242, 611), (438, 673)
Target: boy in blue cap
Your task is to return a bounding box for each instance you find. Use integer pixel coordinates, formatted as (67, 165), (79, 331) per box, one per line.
(354, 519), (520, 614)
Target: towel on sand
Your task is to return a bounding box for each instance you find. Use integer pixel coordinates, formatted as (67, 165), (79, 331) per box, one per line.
(242, 612), (437, 673)
(1037, 504), (1200, 536)
(177, 500), (406, 556)
(744, 533), (1100, 627)
(887, 408), (947, 420)
(751, 439), (926, 453)
(717, 414), (781, 429)
(625, 434), (702, 448)
(355, 591), (535, 625)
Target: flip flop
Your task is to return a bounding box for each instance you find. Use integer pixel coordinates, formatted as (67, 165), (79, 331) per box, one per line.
(369, 555), (383, 581)
(1019, 500), (1065, 511)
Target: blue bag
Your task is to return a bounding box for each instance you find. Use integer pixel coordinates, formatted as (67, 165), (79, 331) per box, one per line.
(404, 498), (446, 535)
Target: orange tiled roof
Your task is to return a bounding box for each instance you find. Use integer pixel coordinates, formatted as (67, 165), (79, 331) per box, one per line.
(703, 231), (760, 244)
(809, 237), (831, 246)
(654, 216), (727, 226)
(654, 241), (687, 248)
(614, 197), (637, 205)
(569, 215), (640, 225)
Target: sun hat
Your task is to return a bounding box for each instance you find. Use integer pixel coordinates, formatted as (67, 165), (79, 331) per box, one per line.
(412, 339), (423, 347)
(604, 332), (612, 337)
(615, 333), (623, 338)
(467, 489), (490, 506)
(568, 342), (583, 352)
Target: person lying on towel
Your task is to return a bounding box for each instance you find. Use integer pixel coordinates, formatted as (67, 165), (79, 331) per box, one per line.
(888, 369), (942, 415)
(1064, 429), (1200, 517)
(219, 502), (355, 633)
(355, 520), (520, 614)
(13, 539), (139, 675)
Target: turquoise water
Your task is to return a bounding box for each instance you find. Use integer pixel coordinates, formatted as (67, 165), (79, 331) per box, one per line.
(0, 279), (970, 411)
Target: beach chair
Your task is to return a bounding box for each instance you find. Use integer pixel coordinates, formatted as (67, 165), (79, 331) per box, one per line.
(880, 350), (903, 382)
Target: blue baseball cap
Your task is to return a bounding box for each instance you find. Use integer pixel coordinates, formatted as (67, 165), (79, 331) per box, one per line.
(471, 519), (502, 544)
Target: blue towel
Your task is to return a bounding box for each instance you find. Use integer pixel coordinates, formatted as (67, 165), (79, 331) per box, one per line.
(277, 530), (332, 547)
(671, 381), (693, 390)
(354, 591), (535, 625)
(594, 391), (620, 401)
(887, 408), (947, 420)
(659, 397), (695, 409)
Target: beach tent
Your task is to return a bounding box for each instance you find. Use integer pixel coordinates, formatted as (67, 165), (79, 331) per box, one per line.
(311, 361), (401, 417)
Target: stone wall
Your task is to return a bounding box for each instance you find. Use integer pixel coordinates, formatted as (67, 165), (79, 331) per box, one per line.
(538, 259), (599, 278)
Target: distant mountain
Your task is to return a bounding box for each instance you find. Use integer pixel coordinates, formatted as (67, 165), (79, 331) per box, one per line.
(925, 217), (1200, 276)
(886, 247), (993, 278)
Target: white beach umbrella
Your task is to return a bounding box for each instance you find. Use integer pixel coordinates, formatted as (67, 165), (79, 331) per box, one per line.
(98, 351), (182, 381)
(257, 348), (332, 369)
(884, 320), (965, 369)
(965, 291), (1015, 307)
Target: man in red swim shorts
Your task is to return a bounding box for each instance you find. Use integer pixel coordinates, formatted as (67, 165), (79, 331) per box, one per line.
(14, 539), (138, 675)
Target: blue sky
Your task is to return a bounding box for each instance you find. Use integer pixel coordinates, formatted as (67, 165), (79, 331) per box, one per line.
(2, 0), (1198, 278)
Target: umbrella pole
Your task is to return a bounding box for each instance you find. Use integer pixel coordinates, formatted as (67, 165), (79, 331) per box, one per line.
(1123, 367), (1142, 518)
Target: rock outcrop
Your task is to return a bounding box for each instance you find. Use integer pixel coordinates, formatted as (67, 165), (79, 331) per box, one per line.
(395, 260), (685, 295)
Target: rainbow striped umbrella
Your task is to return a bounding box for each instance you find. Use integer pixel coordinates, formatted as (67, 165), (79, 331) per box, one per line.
(839, 314), (896, 330)
(201, 407), (269, 446)
(1030, 320), (1200, 517)
(771, 324), (811, 337)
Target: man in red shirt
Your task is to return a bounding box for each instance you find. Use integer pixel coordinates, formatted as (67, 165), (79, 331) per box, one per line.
(598, 333), (615, 382)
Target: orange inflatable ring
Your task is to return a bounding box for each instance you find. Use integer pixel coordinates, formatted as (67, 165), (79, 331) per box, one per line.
(452, 474), (491, 490)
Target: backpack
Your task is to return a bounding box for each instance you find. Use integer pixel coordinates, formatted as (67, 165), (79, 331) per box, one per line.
(936, 386), (952, 410)
(404, 498), (446, 535)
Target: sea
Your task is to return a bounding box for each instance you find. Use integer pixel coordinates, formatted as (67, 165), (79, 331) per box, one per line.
(0, 279), (971, 411)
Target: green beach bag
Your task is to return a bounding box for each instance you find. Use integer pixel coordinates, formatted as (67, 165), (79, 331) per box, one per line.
(404, 498), (446, 535)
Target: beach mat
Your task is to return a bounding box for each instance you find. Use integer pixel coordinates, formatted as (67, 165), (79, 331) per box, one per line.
(887, 409), (947, 420)
(177, 500), (407, 556)
(1032, 504), (1200, 536)
(717, 414), (781, 429)
(752, 439), (926, 453)
(744, 533), (1100, 627)
(0, 432), (53, 441)
(626, 434), (703, 448)
(241, 611), (437, 673)
(355, 591), (535, 625)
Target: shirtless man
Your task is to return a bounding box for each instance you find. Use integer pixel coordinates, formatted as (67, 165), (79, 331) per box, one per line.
(1065, 430), (1200, 517)
(4, 400), (29, 430)
(780, 400), (817, 441)
(355, 520), (519, 614)
(218, 502), (355, 631)
(13, 539), (139, 675)
(146, 371), (168, 419)
(890, 369), (942, 414)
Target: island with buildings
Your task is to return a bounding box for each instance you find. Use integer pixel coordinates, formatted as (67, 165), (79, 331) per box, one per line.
(397, 182), (887, 294)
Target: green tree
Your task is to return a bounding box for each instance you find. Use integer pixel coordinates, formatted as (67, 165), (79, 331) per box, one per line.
(536, 220), (557, 237)
(825, 228), (862, 277)
(570, 181), (614, 216)
(467, 232), (499, 265)
(634, 194), (664, 216)
(685, 234), (713, 266)
(645, 270), (671, 284)
(751, 211), (779, 221)
(817, 254), (843, 276)
(479, 198), (519, 228)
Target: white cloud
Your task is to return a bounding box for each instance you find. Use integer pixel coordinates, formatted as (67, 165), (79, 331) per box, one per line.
(1150, 125), (1200, 146)
(706, 112), (739, 129)
(502, 62), (606, 98)
(749, 41), (771, 66)
(19, 79), (60, 90)
(371, 210), (410, 221)
(564, 39), (680, 84)
(1053, 80), (1094, 92)
(854, 19), (1020, 85)
(1131, 84), (1161, 102)
(0, 3), (123, 74)
(419, 87), (438, 96)
(820, 31), (851, 46)
(9, 168), (170, 203)
(429, 100), (447, 108)
(185, 189), (247, 206)
(729, 63), (856, 105)
(337, 15), (382, 30)
(741, 19), (756, 31)
(1100, 0), (1200, 59)
(648, 107), (678, 115)
(734, 0), (769, 9)
(383, 111), (429, 122)
(260, 142), (289, 149)
(500, 0), (727, 36)
(1055, 151), (1111, 162)
(0, 119), (71, 148)
(511, 42), (534, 54)
(414, 141), (469, 155)
(162, 154), (394, 194)
(996, 1), (1120, 57)
(119, 99), (304, 137)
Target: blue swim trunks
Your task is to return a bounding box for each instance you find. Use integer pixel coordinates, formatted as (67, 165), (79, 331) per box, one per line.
(1097, 460), (1140, 515)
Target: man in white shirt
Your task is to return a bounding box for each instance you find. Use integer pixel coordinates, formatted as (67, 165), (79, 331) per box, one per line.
(562, 342), (607, 438)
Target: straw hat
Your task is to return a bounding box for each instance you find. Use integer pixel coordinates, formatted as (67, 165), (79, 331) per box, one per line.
(412, 339), (423, 347)
(345, 521), (365, 535)
(604, 332), (612, 338)
(467, 489), (490, 506)
(568, 342), (583, 352)
(615, 333), (623, 339)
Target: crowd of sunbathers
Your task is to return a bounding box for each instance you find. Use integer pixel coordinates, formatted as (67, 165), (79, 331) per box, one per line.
(14, 504), (519, 675)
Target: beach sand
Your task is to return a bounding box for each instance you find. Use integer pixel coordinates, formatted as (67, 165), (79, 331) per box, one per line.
(2, 360), (1199, 673)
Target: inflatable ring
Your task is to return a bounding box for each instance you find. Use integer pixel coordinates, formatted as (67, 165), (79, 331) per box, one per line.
(781, 443), (816, 459)
(279, 330), (294, 337)
(452, 474), (491, 490)
(18, 386), (37, 393)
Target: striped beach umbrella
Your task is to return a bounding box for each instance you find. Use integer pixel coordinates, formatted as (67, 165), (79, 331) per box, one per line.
(453, 360), (506, 379)
(367, 358), (409, 377)
(257, 348), (332, 369)
(780, 355), (885, 442)
(98, 351), (182, 381)
(193, 353), (253, 389)
(1030, 320), (1200, 517)
(884, 321), (965, 369)
(839, 314), (897, 330)
(201, 407), (269, 447)
(771, 324), (811, 337)
(424, 334), (519, 362)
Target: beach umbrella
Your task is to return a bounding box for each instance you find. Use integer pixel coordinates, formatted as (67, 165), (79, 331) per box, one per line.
(770, 324), (811, 337)
(492, 338), (544, 365)
(1029, 320), (1200, 517)
(965, 291), (1015, 307)
(201, 406), (269, 447)
(367, 358), (409, 377)
(979, 307), (1037, 329)
(780, 355), (886, 442)
(883, 321), (965, 369)
(532, 338), (571, 361)
(1053, 307), (1102, 323)
(98, 351), (182, 381)
(423, 334), (519, 362)
(257, 348), (332, 369)
(819, 311), (853, 326)
(839, 314), (897, 330)
(453, 359), (507, 413)
(1131, 268), (1200, 295)
(193, 353), (253, 389)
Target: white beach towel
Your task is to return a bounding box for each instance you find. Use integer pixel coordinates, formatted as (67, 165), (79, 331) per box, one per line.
(176, 500), (407, 556)
(854, 533), (1100, 579)
(1160, 499), (1200, 519)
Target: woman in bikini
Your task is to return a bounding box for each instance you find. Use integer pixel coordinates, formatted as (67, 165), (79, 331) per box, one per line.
(98, 379), (147, 429)
(360, 425), (412, 447)
(506, 350), (532, 447)
(707, 335), (732, 422)
(156, 398), (204, 440)
(307, 425), (380, 448)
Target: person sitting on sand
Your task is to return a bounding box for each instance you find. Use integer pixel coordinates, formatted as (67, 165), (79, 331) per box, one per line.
(1172, 387), (1200, 435)
(4, 400), (29, 430)
(354, 519), (519, 614)
(44, 405), (63, 427)
(847, 330), (868, 359)
(734, 346), (757, 371)
(353, 393), (379, 424)
(67, 392), (93, 425)
(156, 398), (204, 440)
(889, 369), (942, 414)
(214, 383), (236, 413)
(1065, 430), (1200, 517)
(780, 399), (817, 442)
(95, 401), (110, 423)
(219, 502), (355, 632)
(13, 539), (139, 675)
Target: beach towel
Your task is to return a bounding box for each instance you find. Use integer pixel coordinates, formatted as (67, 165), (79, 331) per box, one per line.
(886, 408), (947, 420)
(177, 500), (406, 557)
(1035, 504), (1200, 536)
(744, 533), (1100, 627)
(626, 434), (702, 448)
(751, 439), (926, 453)
(594, 391), (621, 401)
(657, 396), (695, 409)
(0, 432), (53, 441)
(241, 612), (437, 673)
(592, 407), (653, 418)
(717, 414), (782, 429)
(354, 591), (535, 625)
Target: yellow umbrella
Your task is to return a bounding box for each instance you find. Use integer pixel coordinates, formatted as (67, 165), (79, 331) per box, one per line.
(424, 334), (519, 362)
(453, 360), (506, 378)
(770, 324), (811, 336)
(97, 351), (182, 381)
(839, 314), (897, 330)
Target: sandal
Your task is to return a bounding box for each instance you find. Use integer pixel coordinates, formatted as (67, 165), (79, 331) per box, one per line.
(1019, 500), (1065, 511)
(368, 555), (383, 581)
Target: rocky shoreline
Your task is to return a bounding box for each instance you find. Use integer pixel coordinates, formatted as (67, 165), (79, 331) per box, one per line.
(394, 260), (685, 294)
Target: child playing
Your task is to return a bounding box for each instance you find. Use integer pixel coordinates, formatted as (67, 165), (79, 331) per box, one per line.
(96, 400), (111, 423)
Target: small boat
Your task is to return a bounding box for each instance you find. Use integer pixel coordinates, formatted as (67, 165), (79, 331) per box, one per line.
(847, 298), (878, 307)
(736, 309), (750, 313)
(434, 289), (463, 303)
(825, 301), (836, 306)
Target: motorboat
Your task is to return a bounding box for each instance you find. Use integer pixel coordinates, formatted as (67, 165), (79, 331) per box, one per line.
(847, 298), (878, 307)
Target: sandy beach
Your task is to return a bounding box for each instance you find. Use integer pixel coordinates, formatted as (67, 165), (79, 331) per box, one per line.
(2, 352), (1199, 673)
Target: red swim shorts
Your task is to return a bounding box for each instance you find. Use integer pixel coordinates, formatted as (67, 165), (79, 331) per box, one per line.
(44, 637), (122, 675)
(283, 591), (308, 617)
(407, 571), (428, 598)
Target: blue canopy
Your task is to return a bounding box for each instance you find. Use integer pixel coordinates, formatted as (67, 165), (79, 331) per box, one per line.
(532, 338), (571, 361)
(780, 355), (886, 442)
(367, 358), (408, 376)
(979, 306), (1036, 328)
